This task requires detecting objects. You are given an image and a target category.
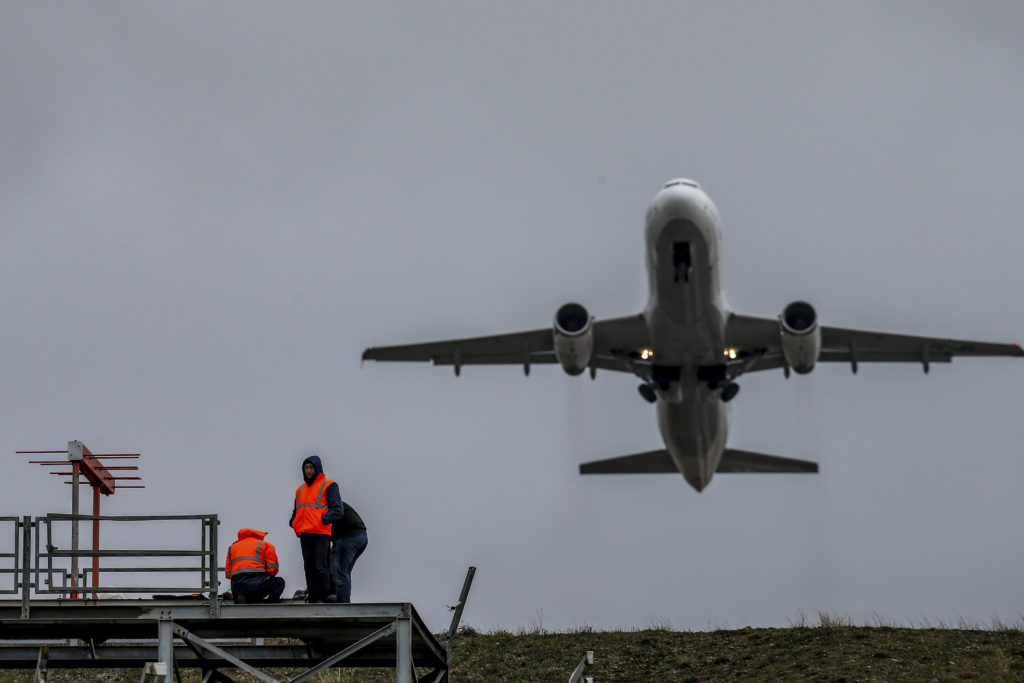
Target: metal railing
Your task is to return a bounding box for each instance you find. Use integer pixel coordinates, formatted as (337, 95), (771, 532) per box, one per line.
(3, 514), (220, 618)
(0, 517), (22, 596)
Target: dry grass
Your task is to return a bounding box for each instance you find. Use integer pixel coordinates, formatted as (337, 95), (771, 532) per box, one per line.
(2, 622), (1024, 681)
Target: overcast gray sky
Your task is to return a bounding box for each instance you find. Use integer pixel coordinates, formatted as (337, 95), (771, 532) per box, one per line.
(2, 2), (1023, 632)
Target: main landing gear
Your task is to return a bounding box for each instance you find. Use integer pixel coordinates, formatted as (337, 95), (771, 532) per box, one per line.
(720, 382), (740, 402)
(696, 365), (740, 403)
(673, 241), (692, 283)
(636, 379), (739, 403)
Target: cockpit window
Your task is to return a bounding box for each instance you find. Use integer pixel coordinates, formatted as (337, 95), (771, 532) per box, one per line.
(663, 179), (700, 189)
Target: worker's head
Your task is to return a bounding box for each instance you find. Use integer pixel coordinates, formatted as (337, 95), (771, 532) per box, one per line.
(302, 455), (323, 484)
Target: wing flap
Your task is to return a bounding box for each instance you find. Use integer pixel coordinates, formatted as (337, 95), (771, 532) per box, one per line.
(362, 328), (553, 363)
(717, 449), (818, 473)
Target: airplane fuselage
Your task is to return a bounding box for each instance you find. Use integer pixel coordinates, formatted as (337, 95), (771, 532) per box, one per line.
(643, 179), (729, 491)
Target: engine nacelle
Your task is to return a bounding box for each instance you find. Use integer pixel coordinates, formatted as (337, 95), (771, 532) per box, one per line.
(553, 302), (594, 376)
(780, 300), (821, 374)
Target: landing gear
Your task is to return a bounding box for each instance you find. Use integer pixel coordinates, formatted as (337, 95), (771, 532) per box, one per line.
(672, 241), (692, 283)
(637, 383), (658, 403)
(720, 382), (740, 403)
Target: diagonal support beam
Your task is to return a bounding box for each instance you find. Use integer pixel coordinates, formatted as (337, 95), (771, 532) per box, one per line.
(418, 668), (446, 683)
(172, 625), (279, 683)
(446, 566), (476, 667)
(33, 644), (48, 683)
(286, 621), (397, 683)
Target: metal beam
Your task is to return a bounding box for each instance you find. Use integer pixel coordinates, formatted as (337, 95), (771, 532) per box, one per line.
(172, 625), (278, 683)
(285, 621), (397, 683)
(20, 517), (30, 619)
(32, 645), (47, 683)
(397, 617), (413, 683)
(567, 650), (594, 683)
(156, 620), (174, 683)
(418, 669), (446, 683)
(446, 566), (476, 667)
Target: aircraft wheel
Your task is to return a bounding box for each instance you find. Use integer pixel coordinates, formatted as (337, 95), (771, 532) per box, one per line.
(637, 383), (658, 403)
(720, 382), (740, 403)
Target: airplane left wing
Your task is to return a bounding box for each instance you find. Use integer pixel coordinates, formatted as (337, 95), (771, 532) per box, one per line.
(362, 314), (650, 375)
(725, 312), (1023, 376)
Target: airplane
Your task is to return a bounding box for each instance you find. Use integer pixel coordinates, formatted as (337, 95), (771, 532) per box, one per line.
(362, 179), (1023, 491)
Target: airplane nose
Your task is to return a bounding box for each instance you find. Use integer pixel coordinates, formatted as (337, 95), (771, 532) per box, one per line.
(684, 471), (711, 492)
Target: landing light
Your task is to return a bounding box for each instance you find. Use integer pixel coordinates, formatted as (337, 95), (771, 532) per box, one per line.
(724, 348), (738, 360)
(640, 348), (654, 360)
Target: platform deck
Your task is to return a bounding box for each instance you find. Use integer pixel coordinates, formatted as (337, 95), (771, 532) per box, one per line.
(0, 599), (447, 681)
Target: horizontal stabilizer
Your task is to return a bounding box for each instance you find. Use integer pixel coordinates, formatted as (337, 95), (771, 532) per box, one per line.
(579, 449), (677, 474)
(579, 448), (818, 475)
(718, 448), (818, 473)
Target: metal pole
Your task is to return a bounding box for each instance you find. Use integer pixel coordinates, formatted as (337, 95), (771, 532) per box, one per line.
(396, 617), (413, 683)
(70, 461), (79, 599)
(92, 486), (100, 597)
(157, 619), (174, 683)
(21, 516), (31, 619)
(208, 515), (219, 617)
(446, 566), (476, 668)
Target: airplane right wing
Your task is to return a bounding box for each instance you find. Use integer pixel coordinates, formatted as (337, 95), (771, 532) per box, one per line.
(362, 314), (650, 375)
(579, 448), (818, 474)
(724, 312), (1023, 376)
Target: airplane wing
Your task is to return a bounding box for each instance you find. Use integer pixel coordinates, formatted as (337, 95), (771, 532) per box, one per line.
(578, 448), (818, 474)
(724, 313), (1023, 375)
(362, 314), (650, 374)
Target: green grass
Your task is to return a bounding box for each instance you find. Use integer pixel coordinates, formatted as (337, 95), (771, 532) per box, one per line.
(4, 621), (1024, 681)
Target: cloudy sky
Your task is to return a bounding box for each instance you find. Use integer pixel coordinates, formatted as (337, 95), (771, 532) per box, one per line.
(2, 3), (1023, 632)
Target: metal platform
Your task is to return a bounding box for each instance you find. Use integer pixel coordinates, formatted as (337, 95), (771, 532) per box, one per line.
(0, 599), (450, 682)
(0, 510), (476, 682)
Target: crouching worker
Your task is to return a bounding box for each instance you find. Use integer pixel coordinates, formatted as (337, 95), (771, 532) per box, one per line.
(225, 528), (285, 604)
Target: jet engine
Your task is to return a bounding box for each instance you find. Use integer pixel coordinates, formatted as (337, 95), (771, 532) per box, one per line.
(553, 302), (594, 375)
(780, 300), (821, 374)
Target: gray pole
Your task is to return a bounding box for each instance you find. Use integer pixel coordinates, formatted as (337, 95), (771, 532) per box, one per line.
(396, 617), (412, 683)
(70, 463), (79, 598)
(67, 441), (83, 598)
(20, 516), (31, 619)
(208, 516), (219, 617)
(446, 566), (477, 669)
(156, 619), (174, 683)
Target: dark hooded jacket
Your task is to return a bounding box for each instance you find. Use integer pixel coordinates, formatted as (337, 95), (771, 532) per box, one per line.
(289, 455), (344, 533)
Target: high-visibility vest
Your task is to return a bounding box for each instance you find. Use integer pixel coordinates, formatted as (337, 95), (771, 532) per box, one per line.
(292, 473), (335, 536)
(225, 531), (279, 578)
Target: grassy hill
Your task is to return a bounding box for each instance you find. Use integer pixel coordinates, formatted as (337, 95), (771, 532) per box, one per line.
(3, 621), (1024, 681)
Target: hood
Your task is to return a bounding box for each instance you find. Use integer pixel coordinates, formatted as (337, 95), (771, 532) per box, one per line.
(237, 528), (267, 541)
(302, 455), (324, 485)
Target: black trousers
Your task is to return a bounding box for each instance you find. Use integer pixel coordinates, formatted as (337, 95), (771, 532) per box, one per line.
(299, 533), (332, 602)
(231, 573), (285, 603)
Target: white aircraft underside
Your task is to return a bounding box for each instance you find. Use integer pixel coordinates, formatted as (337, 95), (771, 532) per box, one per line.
(363, 179), (1023, 492)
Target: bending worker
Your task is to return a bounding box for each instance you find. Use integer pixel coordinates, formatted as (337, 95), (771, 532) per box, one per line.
(289, 455), (343, 603)
(225, 528), (284, 603)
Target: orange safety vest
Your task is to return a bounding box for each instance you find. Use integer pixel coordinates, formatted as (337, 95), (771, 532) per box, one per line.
(225, 529), (279, 578)
(292, 473), (335, 536)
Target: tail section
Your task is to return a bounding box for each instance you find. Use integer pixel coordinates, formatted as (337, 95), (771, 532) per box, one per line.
(579, 448), (818, 475)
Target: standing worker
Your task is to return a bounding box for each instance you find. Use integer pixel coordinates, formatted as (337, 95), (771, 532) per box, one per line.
(328, 500), (367, 603)
(225, 528), (284, 603)
(289, 455), (343, 603)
